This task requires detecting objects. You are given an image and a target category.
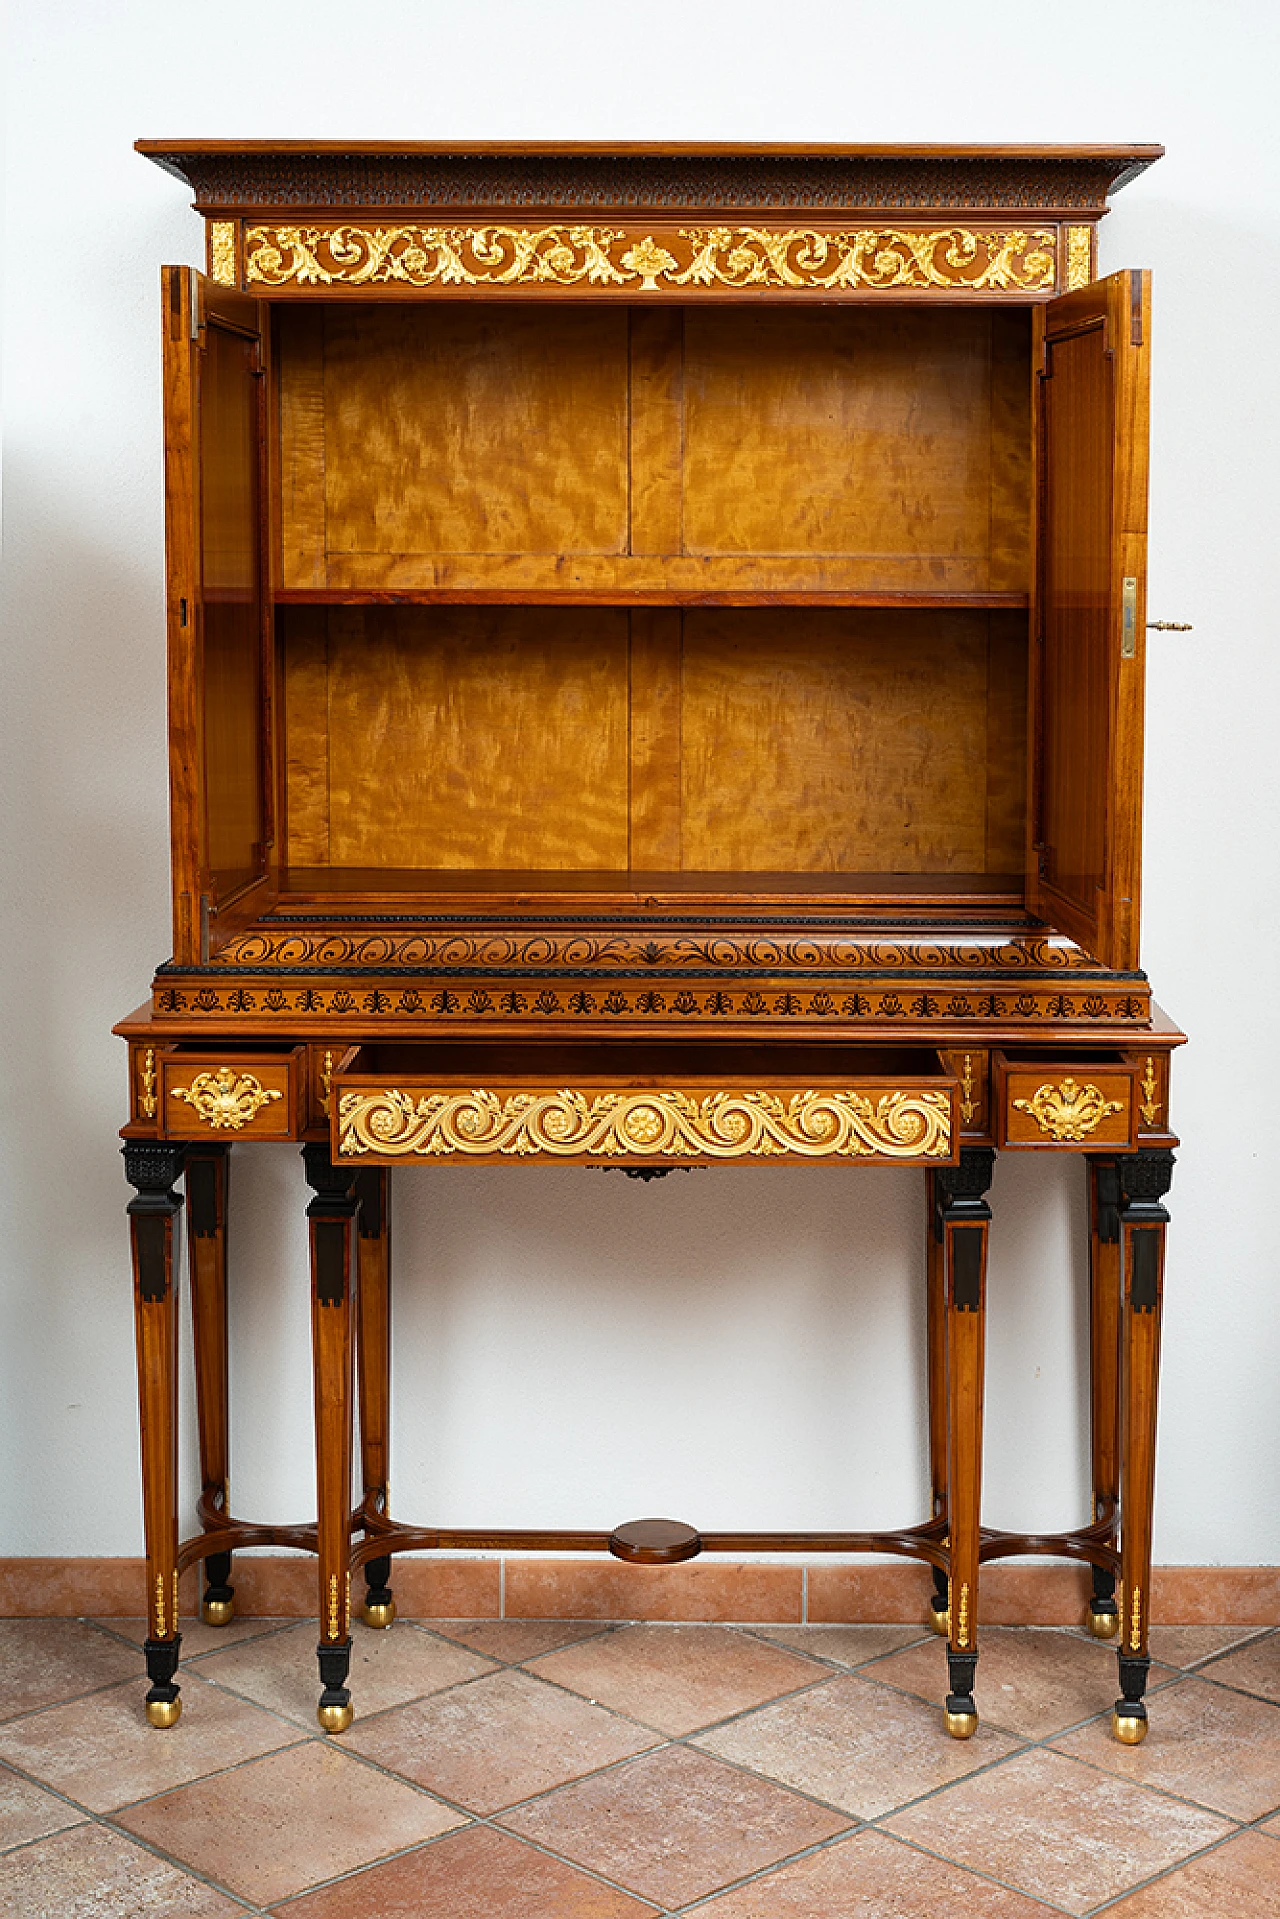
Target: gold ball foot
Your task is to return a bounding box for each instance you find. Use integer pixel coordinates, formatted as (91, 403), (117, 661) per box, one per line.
(146, 1695), (182, 1729)
(363, 1599), (396, 1631)
(928, 1605), (951, 1638)
(318, 1700), (354, 1735)
(201, 1594), (235, 1628)
(1112, 1708), (1148, 1745)
(944, 1706), (978, 1740)
(1087, 1608), (1119, 1640)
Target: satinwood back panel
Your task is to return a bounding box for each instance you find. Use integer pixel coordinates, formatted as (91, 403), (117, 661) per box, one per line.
(278, 305), (631, 582)
(682, 308), (1030, 591)
(280, 606), (1026, 881)
(680, 609), (1025, 873)
(275, 304), (1031, 599)
(283, 606), (632, 870)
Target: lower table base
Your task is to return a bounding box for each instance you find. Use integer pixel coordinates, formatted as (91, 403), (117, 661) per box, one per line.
(122, 1142), (1174, 1746)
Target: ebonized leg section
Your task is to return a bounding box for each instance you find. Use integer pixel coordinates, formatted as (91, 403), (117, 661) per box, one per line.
(186, 1144), (235, 1627)
(1087, 1157), (1122, 1638)
(925, 1171), (950, 1637)
(304, 1145), (358, 1732)
(355, 1168), (395, 1629)
(1113, 1149), (1174, 1744)
(936, 1147), (994, 1738)
(125, 1143), (185, 1728)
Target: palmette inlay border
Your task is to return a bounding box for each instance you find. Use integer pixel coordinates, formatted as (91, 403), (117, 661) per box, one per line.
(244, 222), (1058, 294)
(152, 979), (1150, 1025)
(338, 1085), (953, 1162)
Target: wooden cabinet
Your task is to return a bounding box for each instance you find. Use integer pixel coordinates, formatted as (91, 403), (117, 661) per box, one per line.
(118, 141), (1182, 1746)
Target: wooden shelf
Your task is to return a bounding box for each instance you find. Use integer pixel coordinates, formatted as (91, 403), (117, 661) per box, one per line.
(273, 869), (1027, 912)
(275, 587), (1030, 611)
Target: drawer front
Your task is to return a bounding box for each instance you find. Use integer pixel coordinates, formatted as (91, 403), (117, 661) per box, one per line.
(158, 1050), (302, 1140)
(333, 1065), (959, 1169)
(994, 1054), (1137, 1150)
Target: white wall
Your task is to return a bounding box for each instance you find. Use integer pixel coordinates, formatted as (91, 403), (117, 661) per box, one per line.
(2, 0), (1278, 1570)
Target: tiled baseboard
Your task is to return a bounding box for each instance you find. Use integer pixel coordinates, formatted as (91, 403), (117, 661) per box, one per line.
(1, 1556), (1277, 1624)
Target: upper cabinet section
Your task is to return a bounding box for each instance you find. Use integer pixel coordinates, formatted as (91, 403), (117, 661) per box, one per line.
(136, 141), (1162, 305)
(274, 302), (1032, 601)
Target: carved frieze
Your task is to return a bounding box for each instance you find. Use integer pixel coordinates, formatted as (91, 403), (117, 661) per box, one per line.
(244, 221), (1059, 294)
(338, 1084), (953, 1163)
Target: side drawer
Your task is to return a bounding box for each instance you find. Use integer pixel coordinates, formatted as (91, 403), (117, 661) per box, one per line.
(330, 1042), (961, 1168)
(157, 1046), (305, 1140)
(992, 1051), (1138, 1151)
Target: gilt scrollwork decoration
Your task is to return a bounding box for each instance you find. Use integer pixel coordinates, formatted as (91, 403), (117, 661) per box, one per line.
(1140, 1057), (1159, 1127)
(1065, 225), (1092, 290)
(209, 221), (237, 286)
(1012, 1077), (1125, 1142)
(960, 1055), (976, 1125)
(339, 1085), (952, 1163)
(169, 1067), (283, 1131)
(246, 222), (1058, 295)
(138, 1048), (157, 1120)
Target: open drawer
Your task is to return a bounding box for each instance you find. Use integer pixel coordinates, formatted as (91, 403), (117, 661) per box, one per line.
(330, 1043), (960, 1168)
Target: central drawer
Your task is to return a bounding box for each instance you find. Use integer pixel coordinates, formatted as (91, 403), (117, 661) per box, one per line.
(330, 1042), (959, 1168)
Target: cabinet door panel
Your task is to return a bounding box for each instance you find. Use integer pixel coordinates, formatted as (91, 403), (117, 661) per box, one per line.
(162, 268), (273, 960)
(1028, 270), (1150, 971)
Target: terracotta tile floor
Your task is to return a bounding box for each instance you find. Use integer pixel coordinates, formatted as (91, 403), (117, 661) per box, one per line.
(2, 1616), (1280, 1915)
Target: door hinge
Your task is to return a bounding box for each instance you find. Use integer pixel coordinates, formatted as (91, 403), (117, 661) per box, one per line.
(1121, 578), (1138, 658)
(189, 271), (201, 341)
(199, 893), (212, 964)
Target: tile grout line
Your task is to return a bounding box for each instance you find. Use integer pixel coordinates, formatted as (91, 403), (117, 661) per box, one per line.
(833, 1824), (1082, 1917)
(0, 1799), (272, 1917)
(1083, 1817), (1280, 1915)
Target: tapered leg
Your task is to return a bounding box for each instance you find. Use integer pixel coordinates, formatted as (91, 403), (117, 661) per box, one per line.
(1087, 1157), (1122, 1638)
(935, 1148), (995, 1739)
(303, 1145), (359, 1733)
(355, 1168), (395, 1628)
(185, 1144), (235, 1626)
(124, 1143), (186, 1728)
(1113, 1149), (1174, 1744)
(925, 1170), (951, 1636)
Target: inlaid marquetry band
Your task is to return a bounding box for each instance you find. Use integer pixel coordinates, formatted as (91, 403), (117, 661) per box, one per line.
(152, 979), (1150, 1026)
(337, 1085), (953, 1162)
(210, 930), (1107, 974)
(243, 223), (1059, 294)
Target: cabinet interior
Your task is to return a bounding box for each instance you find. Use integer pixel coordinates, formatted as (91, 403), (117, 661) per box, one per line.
(269, 299), (1034, 910)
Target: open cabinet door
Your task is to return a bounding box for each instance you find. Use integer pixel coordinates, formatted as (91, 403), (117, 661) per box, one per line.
(162, 267), (274, 962)
(1028, 270), (1151, 972)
